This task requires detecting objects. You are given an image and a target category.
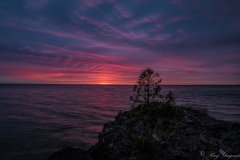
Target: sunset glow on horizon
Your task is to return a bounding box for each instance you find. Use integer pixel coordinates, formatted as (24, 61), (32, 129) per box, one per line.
(0, 1), (240, 85)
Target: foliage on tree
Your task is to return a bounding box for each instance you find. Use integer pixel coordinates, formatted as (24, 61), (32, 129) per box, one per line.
(130, 68), (176, 108)
(130, 68), (163, 107)
(165, 91), (175, 106)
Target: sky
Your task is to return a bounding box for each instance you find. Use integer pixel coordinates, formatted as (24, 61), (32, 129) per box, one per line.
(0, 0), (240, 85)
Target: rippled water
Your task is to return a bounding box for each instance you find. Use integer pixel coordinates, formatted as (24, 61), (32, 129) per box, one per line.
(0, 84), (239, 160)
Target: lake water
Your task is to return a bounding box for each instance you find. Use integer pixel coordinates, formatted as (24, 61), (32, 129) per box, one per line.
(0, 84), (239, 160)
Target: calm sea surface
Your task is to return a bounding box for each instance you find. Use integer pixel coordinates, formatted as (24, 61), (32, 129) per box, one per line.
(0, 84), (240, 160)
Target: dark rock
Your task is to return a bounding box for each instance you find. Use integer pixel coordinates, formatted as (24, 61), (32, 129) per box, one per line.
(186, 119), (195, 125)
(199, 134), (208, 144)
(49, 106), (240, 160)
(89, 106), (240, 159)
(48, 147), (92, 160)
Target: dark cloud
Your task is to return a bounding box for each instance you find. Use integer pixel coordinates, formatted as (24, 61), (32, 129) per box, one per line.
(0, 0), (240, 84)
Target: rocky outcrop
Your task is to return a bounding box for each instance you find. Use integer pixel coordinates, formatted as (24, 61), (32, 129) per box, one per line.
(48, 147), (92, 160)
(49, 105), (240, 160)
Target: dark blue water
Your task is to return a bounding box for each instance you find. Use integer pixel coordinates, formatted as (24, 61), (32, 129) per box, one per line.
(0, 84), (239, 160)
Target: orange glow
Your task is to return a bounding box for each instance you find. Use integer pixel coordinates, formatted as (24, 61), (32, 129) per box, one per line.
(99, 82), (114, 85)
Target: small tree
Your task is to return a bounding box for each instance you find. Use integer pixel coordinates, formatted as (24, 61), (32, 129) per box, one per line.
(130, 68), (163, 107)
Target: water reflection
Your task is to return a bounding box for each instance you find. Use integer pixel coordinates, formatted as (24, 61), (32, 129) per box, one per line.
(0, 84), (239, 160)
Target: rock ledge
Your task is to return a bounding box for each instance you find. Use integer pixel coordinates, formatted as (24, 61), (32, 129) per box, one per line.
(49, 105), (240, 160)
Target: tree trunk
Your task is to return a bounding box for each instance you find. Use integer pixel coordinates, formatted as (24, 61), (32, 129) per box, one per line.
(147, 85), (149, 107)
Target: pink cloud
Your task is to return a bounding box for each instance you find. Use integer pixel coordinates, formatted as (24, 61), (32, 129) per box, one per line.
(0, 61), (138, 84)
(114, 4), (133, 18)
(23, 27), (79, 39)
(178, 29), (185, 34)
(220, 67), (240, 73)
(77, 14), (149, 41)
(169, 16), (184, 22)
(0, 44), (146, 84)
(0, 21), (16, 27)
(81, 0), (114, 8)
(1, 48), (239, 84)
(124, 15), (162, 29)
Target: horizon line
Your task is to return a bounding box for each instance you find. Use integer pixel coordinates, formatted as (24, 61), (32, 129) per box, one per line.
(0, 83), (239, 86)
